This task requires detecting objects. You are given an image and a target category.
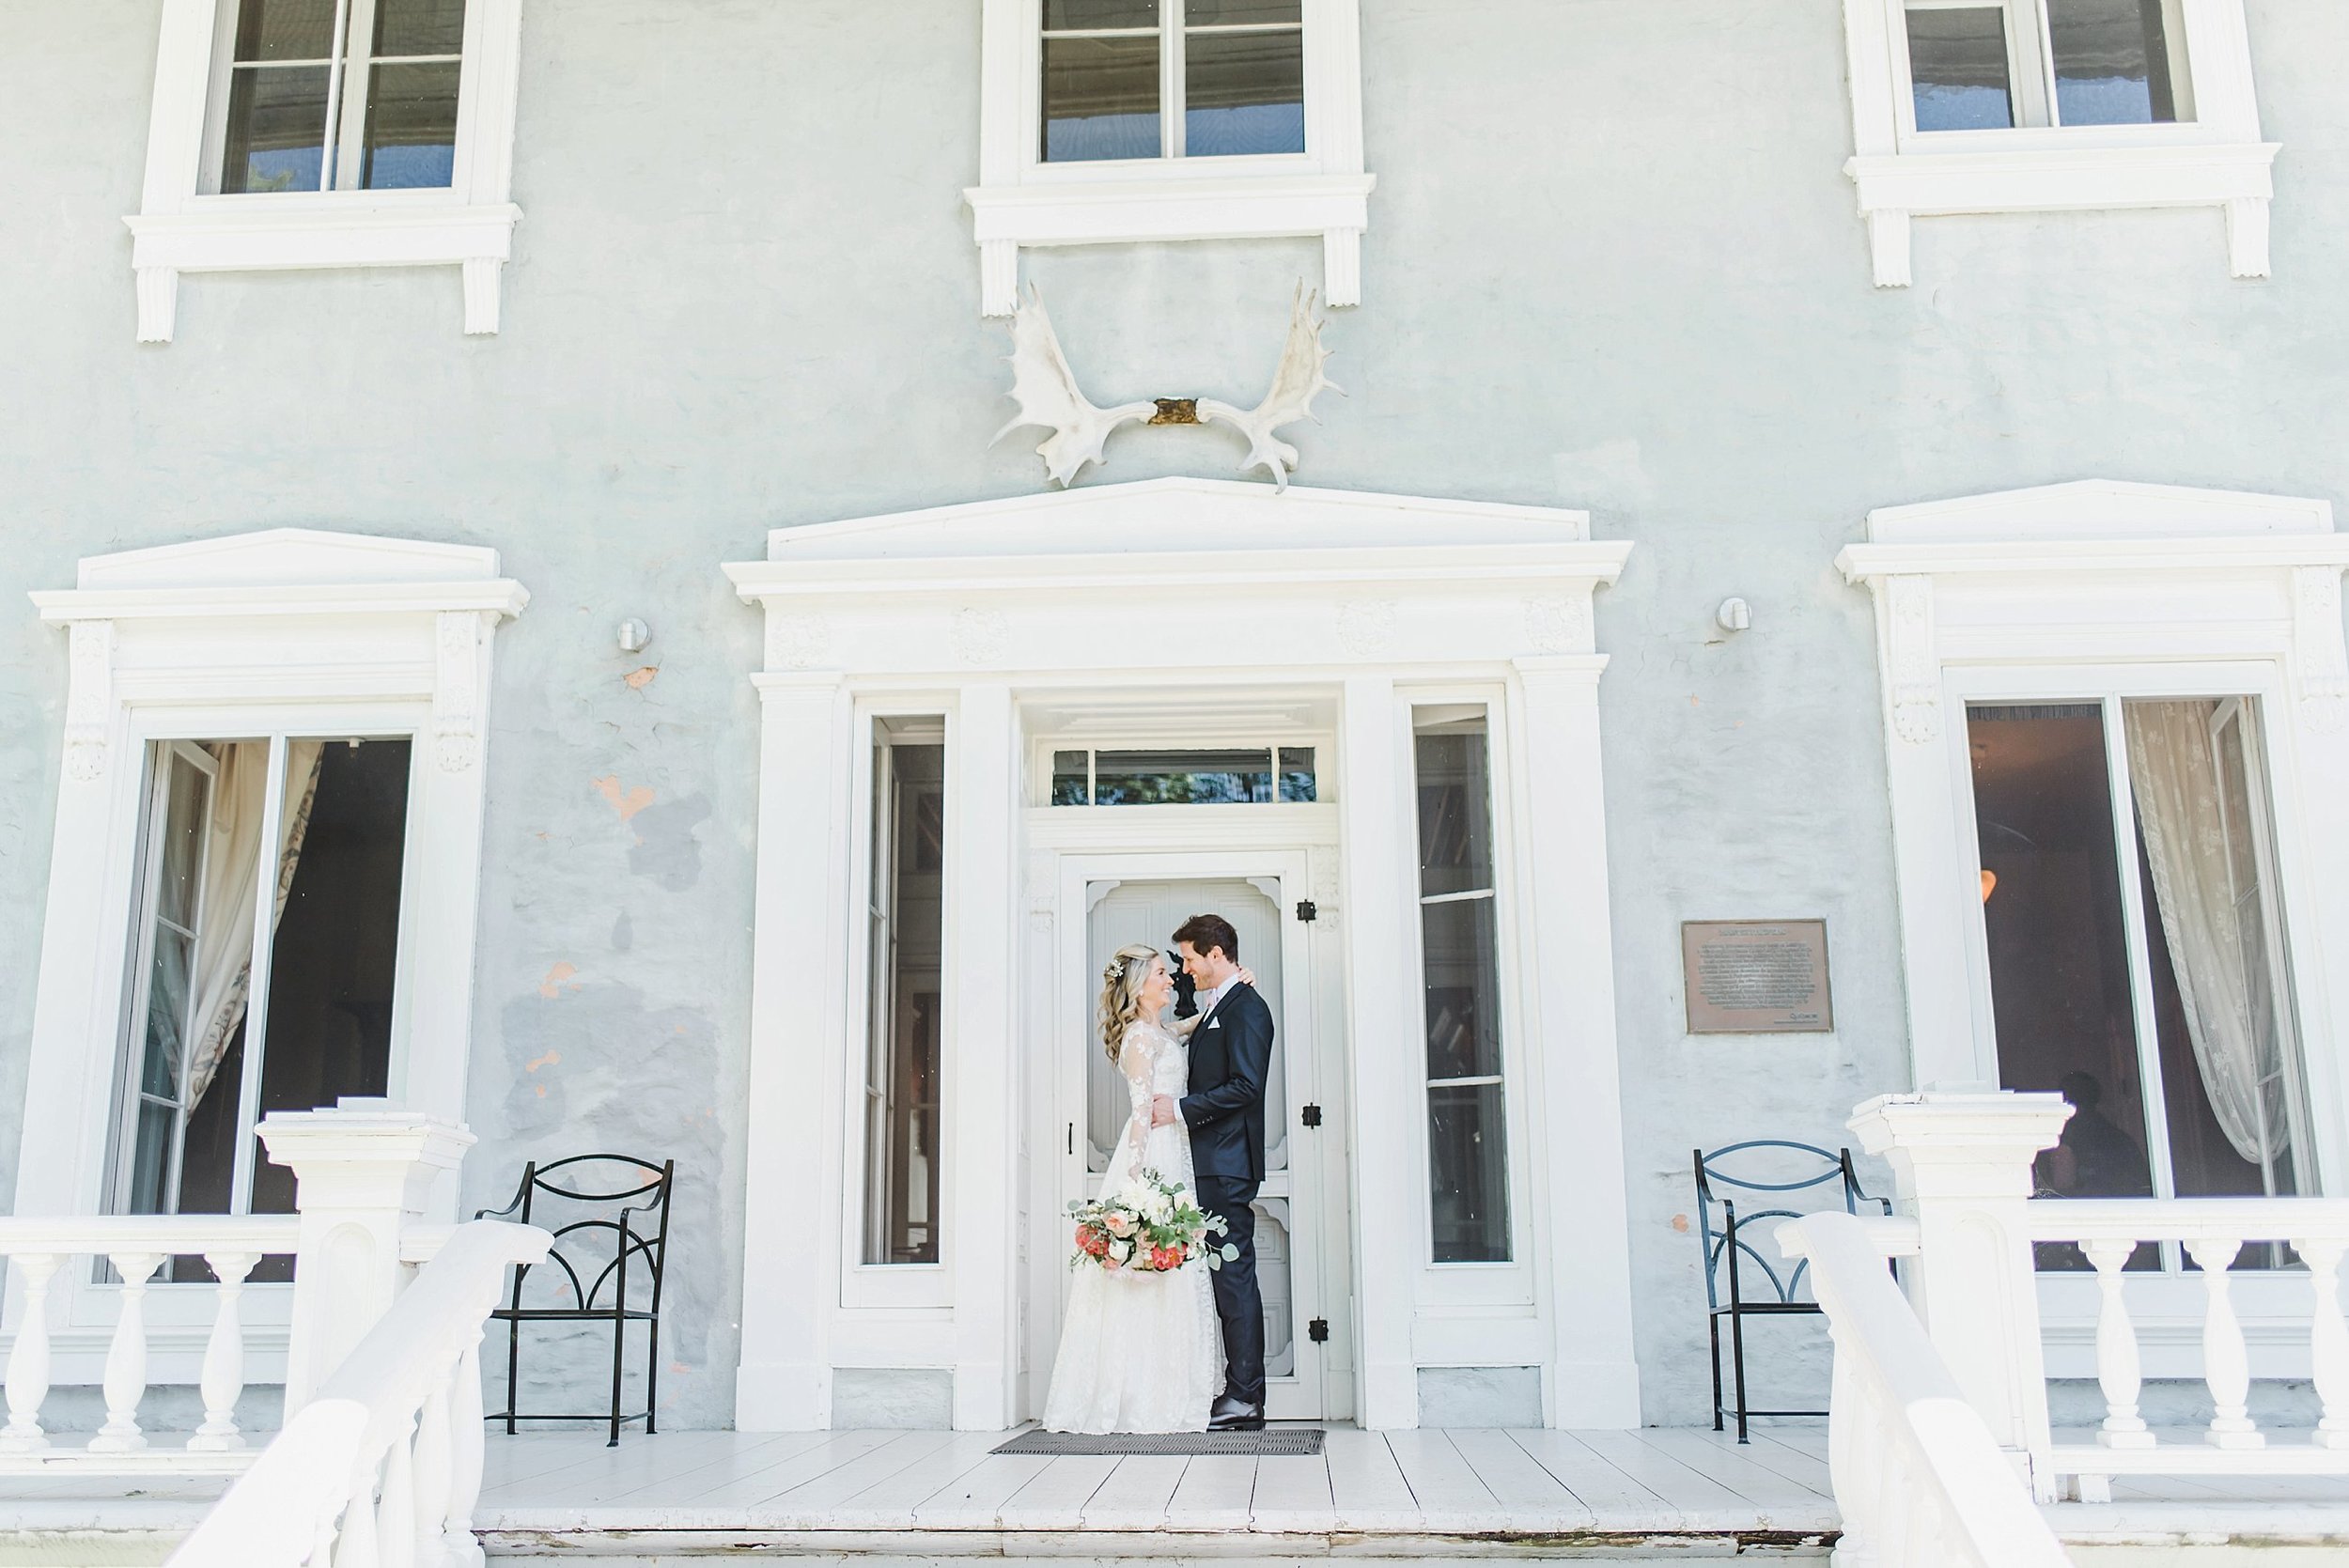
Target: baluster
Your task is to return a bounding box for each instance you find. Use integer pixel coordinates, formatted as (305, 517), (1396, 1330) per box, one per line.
(2084, 1236), (2153, 1450)
(442, 1339), (488, 1568)
(1, 1249), (61, 1455)
(2299, 1237), (2349, 1450)
(0, 1253), (61, 1453)
(2187, 1235), (2263, 1450)
(411, 1378), (452, 1568)
(188, 1250), (260, 1452)
(1833, 1348), (1883, 1568)
(378, 1416), (417, 1568)
(88, 1250), (163, 1453)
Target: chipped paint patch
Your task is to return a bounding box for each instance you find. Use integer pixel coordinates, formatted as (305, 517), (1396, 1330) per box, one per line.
(526, 1048), (562, 1073)
(592, 774), (656, 821)
(538, 961), (579, 999)
(624, 666), (659, 690)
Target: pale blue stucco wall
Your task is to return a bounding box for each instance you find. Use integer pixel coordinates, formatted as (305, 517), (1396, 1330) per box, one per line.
(2, 0), (2345, 1428)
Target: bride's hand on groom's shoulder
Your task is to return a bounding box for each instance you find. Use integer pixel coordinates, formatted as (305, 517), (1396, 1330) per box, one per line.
(1236, 966), (1256, 988)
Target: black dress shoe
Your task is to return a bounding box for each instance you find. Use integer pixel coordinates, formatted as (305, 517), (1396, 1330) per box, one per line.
(1208, 1395), (1265, 1432)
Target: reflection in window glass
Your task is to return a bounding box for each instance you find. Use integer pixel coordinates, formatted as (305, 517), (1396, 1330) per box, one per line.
(1413, 712), (1510, 1264)
(212, 0), (466, 193)
(865, 733), (945, 1265)
(1043, 35), (1162, 161)
(1184, 27), (1305, 156)
(222, 65), (334, 193)
(1968, 700), (2314, 1270)
(2047, 0), (2177, 125)
(1907, 7), (2015, 131)
(1049, 747), (1315, 804)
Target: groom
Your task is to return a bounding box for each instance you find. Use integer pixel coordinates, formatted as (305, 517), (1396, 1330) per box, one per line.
(1152, 913), (1273, 1432)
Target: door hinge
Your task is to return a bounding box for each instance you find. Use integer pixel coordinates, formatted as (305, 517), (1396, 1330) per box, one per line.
(1296, 899), (1317, 922)
(1300, 1103), (1323, 1128)
(1308, 1318), (1330, 1343)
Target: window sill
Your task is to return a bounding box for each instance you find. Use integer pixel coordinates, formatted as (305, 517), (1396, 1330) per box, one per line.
(1844, 139), (2280, 287)
(962, 171), (1375, 316)
(123, 199), (522, 343)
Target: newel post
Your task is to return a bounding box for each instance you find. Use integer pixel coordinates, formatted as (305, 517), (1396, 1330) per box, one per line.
(259, 1099), (475, 1416)
(1847, 1087), (2069, 1498)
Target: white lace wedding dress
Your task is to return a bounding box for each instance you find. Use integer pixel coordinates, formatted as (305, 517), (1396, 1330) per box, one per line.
(1040, 1017), (1222, 1434)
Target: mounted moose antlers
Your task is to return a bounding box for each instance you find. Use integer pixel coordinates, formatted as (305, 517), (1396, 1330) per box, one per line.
(993, 284), (1340, 491)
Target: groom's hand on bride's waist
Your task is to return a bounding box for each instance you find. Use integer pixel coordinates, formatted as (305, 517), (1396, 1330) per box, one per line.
(1150, 1094), (1178, 1126)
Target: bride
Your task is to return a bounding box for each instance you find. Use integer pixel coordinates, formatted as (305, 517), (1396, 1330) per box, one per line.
(1040, 944), (1233, 1434)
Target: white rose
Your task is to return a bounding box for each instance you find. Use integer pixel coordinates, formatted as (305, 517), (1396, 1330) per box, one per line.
(1109, 1238), (1132, 1263)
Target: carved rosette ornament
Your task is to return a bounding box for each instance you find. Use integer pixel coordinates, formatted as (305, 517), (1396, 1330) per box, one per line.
(1522, 595), (1594, 656)
(2293, 566), (2349, 734)
(1885, 575), (1941, 745)
(431, 611), (483, 773)
(64, 621), (115, 782)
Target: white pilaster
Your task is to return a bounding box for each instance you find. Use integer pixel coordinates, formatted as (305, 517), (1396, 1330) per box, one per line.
(1337, 674), (1418, 1428)
(257, 1101), (474, 1415)
(949, 684), (1022, 1429)
(1512, 655), (1641, 1426)
(1847, 1088), (2070, 1496)
(734, 673), (854, 1430)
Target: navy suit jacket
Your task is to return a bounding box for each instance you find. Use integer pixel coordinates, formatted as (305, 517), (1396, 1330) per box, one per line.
(1180, 982), (1274, 1187)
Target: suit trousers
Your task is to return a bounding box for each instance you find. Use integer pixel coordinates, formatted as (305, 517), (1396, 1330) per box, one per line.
(1194, 1175), (1266, 1408)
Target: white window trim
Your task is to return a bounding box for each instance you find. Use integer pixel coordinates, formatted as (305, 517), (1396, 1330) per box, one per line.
(124, 0), (526, 343)
(965, 0), (1372, 317)
(1840, 479), (2349, 1375)
(7, 528), (525, 1386)
(1840, 0), (2279, 286)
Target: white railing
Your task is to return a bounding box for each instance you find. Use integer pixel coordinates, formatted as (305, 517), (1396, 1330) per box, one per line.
(1778, 1211), (2074, 1568)
(166, 1219), (549, 1568)
(0, 1216), (300, 1465)
(2026, 1198), (2349, 1500)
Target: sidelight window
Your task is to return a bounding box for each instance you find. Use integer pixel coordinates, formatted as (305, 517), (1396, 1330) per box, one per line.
(1967, 696), (2314, 1235)
(863, 722), (947, 1266)
(1411, 707), (1512, 1265)
(112, 735), (412, 1231)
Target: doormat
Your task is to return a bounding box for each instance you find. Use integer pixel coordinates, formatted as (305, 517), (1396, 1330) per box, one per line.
(993, 1428), (1325, 1456)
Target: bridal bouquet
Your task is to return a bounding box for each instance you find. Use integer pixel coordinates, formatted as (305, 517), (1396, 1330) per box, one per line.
(1067, 1170), (1237, 1274)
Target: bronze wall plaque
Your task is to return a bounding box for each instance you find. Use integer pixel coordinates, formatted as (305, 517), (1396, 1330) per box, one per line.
(1681, 920), (1833, 1033)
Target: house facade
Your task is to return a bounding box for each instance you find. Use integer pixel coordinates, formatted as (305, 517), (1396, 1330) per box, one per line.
(2, 0), (2346, 1436)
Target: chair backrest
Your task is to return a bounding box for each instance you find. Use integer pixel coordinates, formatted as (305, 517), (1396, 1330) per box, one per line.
(497, 1155), (675, 1315)
(1691, 1141), (1881, 1308)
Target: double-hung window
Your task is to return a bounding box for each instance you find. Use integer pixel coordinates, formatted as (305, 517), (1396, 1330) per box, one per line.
(1841, 0), (2278, 286)
(126, 0), (525, 341)
(967, 0), (1372, 316)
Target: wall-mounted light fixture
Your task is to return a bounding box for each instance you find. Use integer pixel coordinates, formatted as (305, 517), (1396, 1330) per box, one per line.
(1716, 598), (1752, 633)
(617, 618), (652, 654)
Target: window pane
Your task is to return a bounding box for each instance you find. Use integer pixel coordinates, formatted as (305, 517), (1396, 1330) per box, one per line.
(156, 753), (210, 932)
(221, 64), (332, 193)
(1051, 750), (1090, 806)
(1093, 749), (1272, 804)
(1278, 746), (1316, 803)
(126, 1101), (178, 1218)
(1968, 705), (2156, 1211)
(361, 59), (460, 188)
(2122, 700), (2310, 1203)
(1415, 730), (1494, 897)
(372, 0), (465, 56)
(2048, 0), (2178, 125)
(1907, 7), (2015, 131)
(865, 740), (945, 1265)
(1186, 0), (1301, 23)
(233, 0), (336, 62)
(1429, 1082), (1509, 1264)
(142, 928), (195, 1101)
(1184, 29), (1305, 156)
(247, 739), (410, 1217)
(1045, 0), (1157, 27)
(1422, 897), (1502, 1081)
(1043, 36), (1161, 162)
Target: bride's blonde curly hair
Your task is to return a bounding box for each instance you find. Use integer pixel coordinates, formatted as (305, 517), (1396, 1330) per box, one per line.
(1097, 943), (1163, 1062)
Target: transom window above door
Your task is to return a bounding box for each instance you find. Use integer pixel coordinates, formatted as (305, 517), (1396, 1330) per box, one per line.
(205, 0), (467, 194)
(1903, 0), (2191, 132)
(1966, 696), (2316, 1259)
(1042, 0), (1306, 163)
(1049, 747), (1317, 805)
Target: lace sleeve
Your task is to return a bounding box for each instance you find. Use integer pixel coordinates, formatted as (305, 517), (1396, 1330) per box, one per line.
(1117, 1027), (1157, 1147)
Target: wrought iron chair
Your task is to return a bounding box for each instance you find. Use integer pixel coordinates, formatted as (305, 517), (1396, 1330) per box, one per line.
(1693, 1140), (1887, 1443)
(475, 1155), (675, 1446)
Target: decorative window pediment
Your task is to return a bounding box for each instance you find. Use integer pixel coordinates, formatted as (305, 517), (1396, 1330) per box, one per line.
(1840, 0), (2279, 286)
(125, 0), (526, 342)
(965, 0), (1372, 316)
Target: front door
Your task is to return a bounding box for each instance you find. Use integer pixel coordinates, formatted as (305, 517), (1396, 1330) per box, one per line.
(1048, 870), (1339, 1421)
